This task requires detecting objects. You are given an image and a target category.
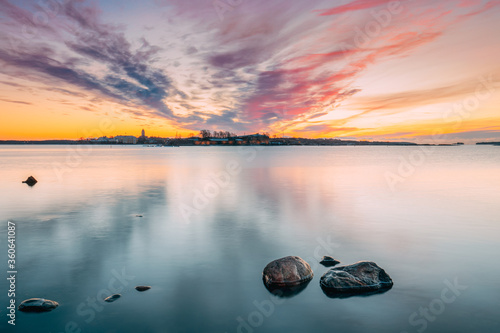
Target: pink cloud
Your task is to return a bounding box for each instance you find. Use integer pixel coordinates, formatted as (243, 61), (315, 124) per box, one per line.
(1, 0), (498, 135)
(317, 0), (394, 16)
(461, 0), (500, 17)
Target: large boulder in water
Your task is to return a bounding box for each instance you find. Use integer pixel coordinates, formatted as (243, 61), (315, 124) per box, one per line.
(320, 261), (393, 297)
(263, 256), (314, 298)
(18, 298), (58, 312)
(263, 256), (313, 286)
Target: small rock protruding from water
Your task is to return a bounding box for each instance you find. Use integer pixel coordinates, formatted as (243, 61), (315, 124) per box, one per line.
(18, 298), (58, 312)
(320, 261), (393, 297)
(262, 256), (314, 298)
(135, 286), (151, 292)
(263, 256), (313, 286)
(320, 256), (340, 267)
(22, 176), (38, 186)
(104, 294), (121, 303)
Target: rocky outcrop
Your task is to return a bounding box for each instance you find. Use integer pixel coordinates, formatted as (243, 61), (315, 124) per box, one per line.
(18, 298), (58, 312)
(320, 261), (393, 297)
(320, 256), (340, 267)
(22, 176), (37, 186)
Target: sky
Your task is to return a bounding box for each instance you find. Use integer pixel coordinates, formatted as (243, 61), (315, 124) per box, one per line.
(0, 0), (499, 142)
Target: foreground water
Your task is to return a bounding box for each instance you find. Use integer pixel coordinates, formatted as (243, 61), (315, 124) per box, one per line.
(0, 145), (499, 333)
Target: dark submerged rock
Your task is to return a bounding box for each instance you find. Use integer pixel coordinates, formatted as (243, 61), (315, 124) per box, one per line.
(320, 261), (393, 297)
(263, 256), (313, 286)
(104, 294), (121, 302)
(135, 286), (151, 292)
(320, 256), (340, 267)
(18, 298), (58, 312)
(22, 176), (38, 186)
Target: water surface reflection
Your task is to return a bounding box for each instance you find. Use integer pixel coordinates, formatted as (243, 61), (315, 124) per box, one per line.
(0, 145), (499, 332)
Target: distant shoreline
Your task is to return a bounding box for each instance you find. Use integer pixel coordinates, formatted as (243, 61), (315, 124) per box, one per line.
(0, 140), (475, 147)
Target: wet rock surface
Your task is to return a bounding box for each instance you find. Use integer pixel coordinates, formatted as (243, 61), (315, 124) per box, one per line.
(263, 256), (313, 286)
(18, 298), (58, 312)
(320, 256), (340, 267)
(104, 294), (121, 302)
(320, 261), (393, 297)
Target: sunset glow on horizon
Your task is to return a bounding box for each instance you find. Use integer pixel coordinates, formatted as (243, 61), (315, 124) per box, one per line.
(1, 0), (499, 142)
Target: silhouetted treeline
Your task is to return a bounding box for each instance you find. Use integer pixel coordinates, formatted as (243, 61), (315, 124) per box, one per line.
(199, 130), (236, 139)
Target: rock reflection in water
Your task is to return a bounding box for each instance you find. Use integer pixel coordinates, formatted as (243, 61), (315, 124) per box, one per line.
(264, 279), (312, 298)
(321, 285), (392, 299)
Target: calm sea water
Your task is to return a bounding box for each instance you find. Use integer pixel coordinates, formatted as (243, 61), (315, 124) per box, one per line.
(0, 145), (499, 333)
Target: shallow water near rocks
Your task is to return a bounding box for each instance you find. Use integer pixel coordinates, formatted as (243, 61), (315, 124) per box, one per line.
(0, 145), (499, 332)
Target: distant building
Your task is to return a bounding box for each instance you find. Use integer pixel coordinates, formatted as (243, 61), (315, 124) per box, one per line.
(141, 129), (146, 138)
(237, 134), (270, 145)
(193, 133), (270, 145)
